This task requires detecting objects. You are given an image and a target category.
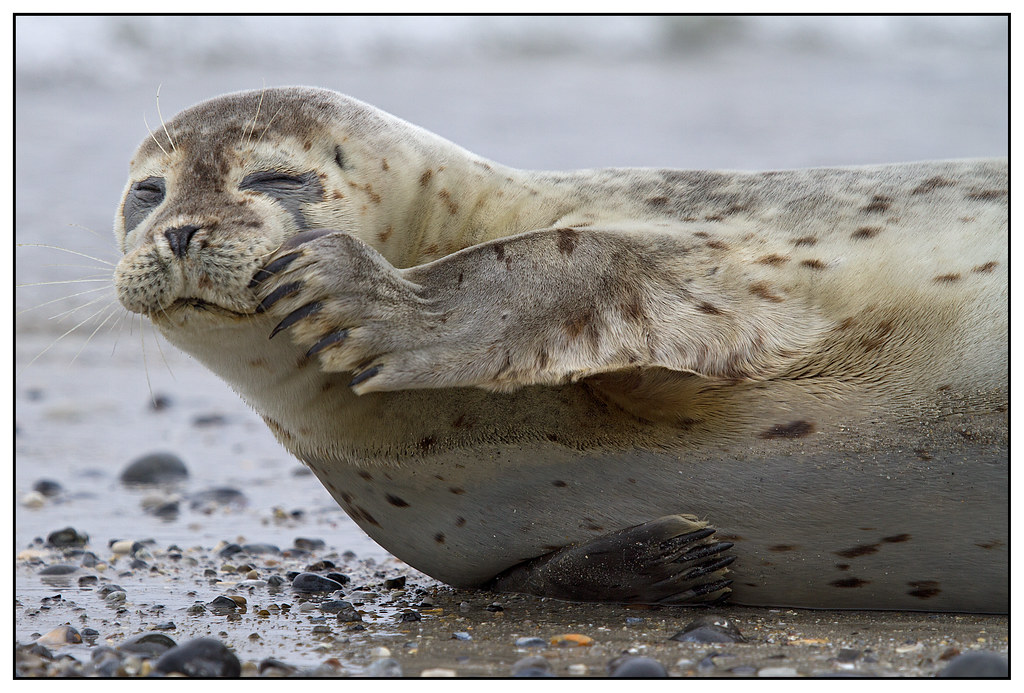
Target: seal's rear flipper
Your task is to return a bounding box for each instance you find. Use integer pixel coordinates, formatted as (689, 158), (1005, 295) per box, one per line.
(485, 514), (733, 605)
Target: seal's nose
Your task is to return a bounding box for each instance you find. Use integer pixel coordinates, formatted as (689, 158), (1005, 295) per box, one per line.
(164, 225), (200, 258)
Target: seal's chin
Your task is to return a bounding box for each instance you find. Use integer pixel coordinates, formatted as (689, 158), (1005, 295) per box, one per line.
(148, 297), (256, 325)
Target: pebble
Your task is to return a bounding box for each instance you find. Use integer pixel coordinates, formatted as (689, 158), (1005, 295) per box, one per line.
(118, 632), (177, 657)
(938, 651), (1009, 677)
(46, 527), (88, 548)
(607, 655), (668, 677)
(452, 632), (472, 641)
(291, 572), (345, 593)
(384, 576), (406, 589)
(514, 637), (547, 648)
(35, 625), (82, 647)
(511, 655), (555, 677)
(38, 564), (78, 575)
(105, 591), (127, 603)
(110, 540), (135, 555)
(155, 637), (240, 677)
(369, 647), (391, 658)
(33, 479), (63, 497)
(670, 615), (747, 643)
(21, 491), (46, 508)
(363, 658), (402, 677)
(208, 596), (240, 612)
(189, 487), (248, 510)
(551, 633), (593, 647)
(240, 543), (280, 555)
(293, 537), (326, 551)
(567, 663), (588, 675)
(398, 610), (422, 622)
(120, 452), (189, 485)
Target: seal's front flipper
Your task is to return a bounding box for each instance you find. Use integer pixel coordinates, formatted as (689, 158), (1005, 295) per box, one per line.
(485, 514), (733, 605)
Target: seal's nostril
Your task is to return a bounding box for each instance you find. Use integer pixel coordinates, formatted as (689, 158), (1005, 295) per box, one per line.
(164, 225), (200, 258)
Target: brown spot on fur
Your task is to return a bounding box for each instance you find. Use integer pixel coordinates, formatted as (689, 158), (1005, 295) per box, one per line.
(860, 320), (895, 352)
(340, 491), (353, 504)
(449, 487), (466, 495)
(760, 420), (815, 439)
(357, 470), (373, 481)
(424, 243), (439, 256)
(434, 533), (446, 544)
(800, 259), (827, 270)
(862, 195), (893, 213)
(835, 544), (880, 558)
(757, 253), (790, 266)
(748, 281), (784, 303)
(303, 140), (312, 151)
(911, 176), (955, 194)
(381, 158), (389, 171)
(966, 188), (1007, 200)
(793, 235), (818, 247)
(564, 309), (594, 339)
(831, 577), (870, 588)
(975, 540), (1003, 549)
(704, 214), (724, 222)
(386, 494), (409, 507)
(418, 436), (436, 452)
(438, 188), (458, 215)
(455, 516), (466, 527)
(837, 317), (857, 331)
(915, 448), (933, 461)
(705, 239), (729, 250)
(883, 534), (911, 543)
(696, 301), (722, 315)
(248, 358), (268, 369)
(419, 169), (433, 187)
(355, 506), (381, 527)
(586, 523), (605, 532)
(937, 384), (951, 391)
(972, 261), (998, 273)
(494, 244), (505, 261)
(619, 295), (645, 322)
(547, 433), (559, 443)
(851, 226), (882, 240)
(836, 564), (850, 571)
(556, 227), (580, 255)
(378, 225), (393, 243)
(693, 231), (710, 238)
(933, 273), (961, 283)
(647, 196), (669, 206)
(552, 480), (568, 487)
(907, 581), (941, 599)
(769, 545), (797, 552)
(332, 190), (345, 200)
(452, 414), (475, 429)
(261, 416), (294, 442)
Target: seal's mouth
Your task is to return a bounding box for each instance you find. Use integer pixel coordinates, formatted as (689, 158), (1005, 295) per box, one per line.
(156, 297), (255, 320)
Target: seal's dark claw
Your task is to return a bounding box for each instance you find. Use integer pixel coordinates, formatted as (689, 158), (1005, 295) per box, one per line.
(270, 301), (323, 339)
(349, 365), (381, 388)
(307, 330), (349, 357)
(250, 251), (302, 288)
(256, 281), (302, 313)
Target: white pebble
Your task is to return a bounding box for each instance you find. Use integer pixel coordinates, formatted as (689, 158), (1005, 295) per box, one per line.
(110, 540), (133, 555)
(369, 646), (391, 658)
(567, 663), (588, 675)
(758, 666), (799, 677)
(420, 668), (457, 677)
(21, 491), (46, 508)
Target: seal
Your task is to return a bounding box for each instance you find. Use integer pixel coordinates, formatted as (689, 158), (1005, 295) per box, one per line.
(114, 87), (1007, 612)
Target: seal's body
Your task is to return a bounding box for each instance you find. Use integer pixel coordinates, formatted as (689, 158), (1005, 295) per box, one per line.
(114, 88), (1007, 611)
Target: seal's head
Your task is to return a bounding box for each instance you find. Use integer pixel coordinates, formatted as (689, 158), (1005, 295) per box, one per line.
(113, 86), (449, 323)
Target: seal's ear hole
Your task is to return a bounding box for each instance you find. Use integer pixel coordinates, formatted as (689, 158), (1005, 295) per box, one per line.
(334, 145), (347, 170)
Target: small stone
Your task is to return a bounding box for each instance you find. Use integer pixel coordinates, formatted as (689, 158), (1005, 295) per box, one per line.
(110, 540), (134, 555)
(208, 596), (239, 612)
(938, 651), (1008, 677)
(384, 576), (406, 589)
(551, 633), (593, 647)
(38, 564), (78, 576)
(397, 610), (421, 622)
(369, 647), (391, 658)
(36, 625), (82, 647)
(21, 491), (46, 508)
(291, 572), (344, 593)
(259, 658), (297, 676)
(120, 452), (189, 485)
(33, 479), (63, 497)
(155, 637), (240, 677)
(364, 658), (402, 677)
(514, 637), (547, 648)
(118, 632), (177, 657)
(190, 488), (248, 510)
(320, 600), (353, 614)
(670, 615), (746, 643)
(421, 668), (456, 677)
(607, 655), (668, 677)
(240, 543), (279, 555)
(567, 663), (588, 676)
(511, 655), (554, 677)
(46, 527), (88, 548)
(293, 537), (326, 551)
(266, 575), (286, 588)
(78, 575), (98, 586)
(105, 590), (127, 603)
(325, 572), (350, 586)
(835, 648), (861, 663)
(451, 632), (472, 641)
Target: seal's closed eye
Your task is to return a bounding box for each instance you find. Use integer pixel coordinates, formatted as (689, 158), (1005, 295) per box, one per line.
(123, 176), (166, 233)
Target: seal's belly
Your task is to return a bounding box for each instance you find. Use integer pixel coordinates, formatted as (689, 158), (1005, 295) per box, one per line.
(306, 430), (1007, 612)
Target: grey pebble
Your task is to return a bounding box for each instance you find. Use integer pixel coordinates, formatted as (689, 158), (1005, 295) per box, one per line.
(938, 651), (1008, 678)
(452, 632), (472, 641)
(33, 479), (63, 497)
(511, 655), (555, 677)
(670, 615), (747, 643)
(384, 576), (406, 589)
(293, 537), (326, 551)
(241, 542), (280, 555)
(291, 572), (345, 593)
(118, 632), (177, 657)
(189, 487), (247, 510)
(514, 637), (547, 648)
(46, 526), (88, 547)
(155, 637), (240, 677)
(38, 564), (78, 575)
(320, 599), (353, 614)
(120, 452), (189, 485)
(397, 610), (421, 622)
(208, 596), (240, 612)
(607, 655), (668, 678)
(364, 658), (402, 677)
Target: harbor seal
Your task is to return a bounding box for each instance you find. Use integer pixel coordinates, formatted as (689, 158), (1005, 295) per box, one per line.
(114, 87), (1007, 612)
